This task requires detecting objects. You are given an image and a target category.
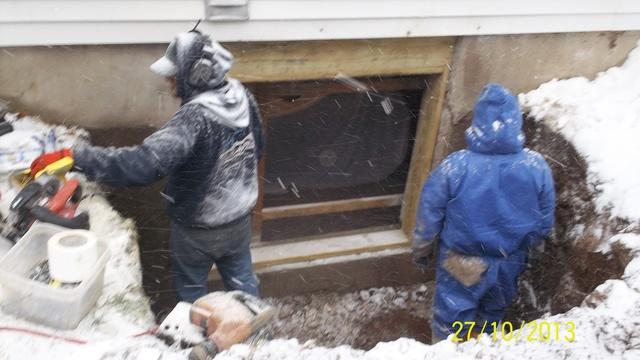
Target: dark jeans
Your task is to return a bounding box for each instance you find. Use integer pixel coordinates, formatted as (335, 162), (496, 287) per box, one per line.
(170, 214), (259, 303)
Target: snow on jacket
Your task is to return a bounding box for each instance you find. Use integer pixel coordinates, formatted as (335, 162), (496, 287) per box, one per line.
(73, 33), (264, 228)
(413, 83), (555, 258)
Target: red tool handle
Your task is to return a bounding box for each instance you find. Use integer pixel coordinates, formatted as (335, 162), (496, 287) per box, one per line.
(30, 206), (89, 230)
(46, 178), (80, 213)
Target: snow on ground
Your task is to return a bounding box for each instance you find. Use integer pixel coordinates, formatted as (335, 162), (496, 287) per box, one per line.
(0, 117), (186, 359)
(520, 43), (640, 222)
(0, 114), (88, 174)
(0, 195), (186, 360)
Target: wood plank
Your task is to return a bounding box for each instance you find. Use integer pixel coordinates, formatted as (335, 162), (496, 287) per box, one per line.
(251, 101), (268, 242)
(256, 76), (429, 97)
(227, 37), (455, 83)
(401, 67), (451, 238)
(224, 249), (431, 299)
(261, 194), (403, 221)
(209, 229), (409, 277)
(253, 76), (430, 118)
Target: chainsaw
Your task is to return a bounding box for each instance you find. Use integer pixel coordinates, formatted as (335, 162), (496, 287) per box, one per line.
(1, 157), (89, 241)
(156, 291), (275, 360)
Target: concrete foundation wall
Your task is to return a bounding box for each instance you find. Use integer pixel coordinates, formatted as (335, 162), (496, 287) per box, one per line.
(433, 31), (640, 165)
(2, 32), (639, 135)
(0, 44), (180, 128)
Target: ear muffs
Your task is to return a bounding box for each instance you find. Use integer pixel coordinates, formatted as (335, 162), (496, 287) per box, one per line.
(188, 45), (215, 88)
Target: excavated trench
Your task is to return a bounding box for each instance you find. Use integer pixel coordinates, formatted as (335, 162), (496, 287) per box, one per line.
(90, 119), (630, 350)
(506, 119), (630, 323)
(261, 119), (631, 349)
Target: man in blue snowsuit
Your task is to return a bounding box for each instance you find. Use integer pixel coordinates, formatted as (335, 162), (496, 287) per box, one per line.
(412, 83), (555, 342)
(32, 31), (264, 302)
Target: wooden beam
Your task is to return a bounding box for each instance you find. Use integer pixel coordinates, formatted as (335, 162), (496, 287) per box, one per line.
(255, 76), (430, 97)
(401, 68), (451, 238)
(240, 37), (454, 244)
(253, 75), (431, 120)
(261, 194), (403, 221)
(227, 37), (456, 83)
(227, 249), (430, 299)
(251, 103), (268, 242)
(209, 230), (409, 278)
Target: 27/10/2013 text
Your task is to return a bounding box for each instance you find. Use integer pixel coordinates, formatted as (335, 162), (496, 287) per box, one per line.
(451, 320), (576, 343)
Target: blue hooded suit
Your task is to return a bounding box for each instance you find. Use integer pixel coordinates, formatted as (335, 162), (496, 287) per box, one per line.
(413, 84), (555, 339)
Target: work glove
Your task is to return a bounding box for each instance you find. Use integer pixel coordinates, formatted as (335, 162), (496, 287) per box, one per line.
(412, 237), (435, 272)
(30, 148), (73, 176)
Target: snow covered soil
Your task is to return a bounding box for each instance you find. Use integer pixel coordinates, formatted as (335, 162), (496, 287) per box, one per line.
(0, 117), (188, 359)
(520, 44), (640, 222)
(266, 284), (432, 349)
(0, 195), (189, 359)
(0, 115), (87, 174)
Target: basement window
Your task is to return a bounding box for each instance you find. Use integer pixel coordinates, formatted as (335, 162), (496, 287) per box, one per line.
(249, 76), (426, 242)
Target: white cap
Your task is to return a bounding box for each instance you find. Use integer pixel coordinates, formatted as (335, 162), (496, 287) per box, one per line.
(150, 39), (178, 77)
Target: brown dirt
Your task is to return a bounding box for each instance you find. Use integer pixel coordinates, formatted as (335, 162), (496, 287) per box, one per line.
(505, 119), (630, 323)
(354, 310), (431, 349)
(524, 117), (608, 247)
(266, 284), (433, 350)
(507, 243), (626, 322)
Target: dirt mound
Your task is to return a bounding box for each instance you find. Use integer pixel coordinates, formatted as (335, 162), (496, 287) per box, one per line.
(506, 119), (630, 322)
(267, 284), (433, 350)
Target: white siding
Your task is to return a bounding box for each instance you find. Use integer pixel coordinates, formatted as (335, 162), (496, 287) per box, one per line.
(2, 0), (640, 46)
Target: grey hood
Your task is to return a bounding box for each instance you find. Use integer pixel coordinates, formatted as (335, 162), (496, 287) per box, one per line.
(187, 78), (251, 128)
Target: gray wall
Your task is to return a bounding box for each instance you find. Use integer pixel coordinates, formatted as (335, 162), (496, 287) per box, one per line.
(0, 44), (180, 128)
(433, 31), (640, 165)
(1, 31), (639, 144)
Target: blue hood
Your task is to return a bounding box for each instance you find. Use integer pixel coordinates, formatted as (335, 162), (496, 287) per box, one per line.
(465, 83), (525, 154)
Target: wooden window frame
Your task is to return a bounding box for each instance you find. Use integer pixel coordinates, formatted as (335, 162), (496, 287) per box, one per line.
(226, 37), (454, 250)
